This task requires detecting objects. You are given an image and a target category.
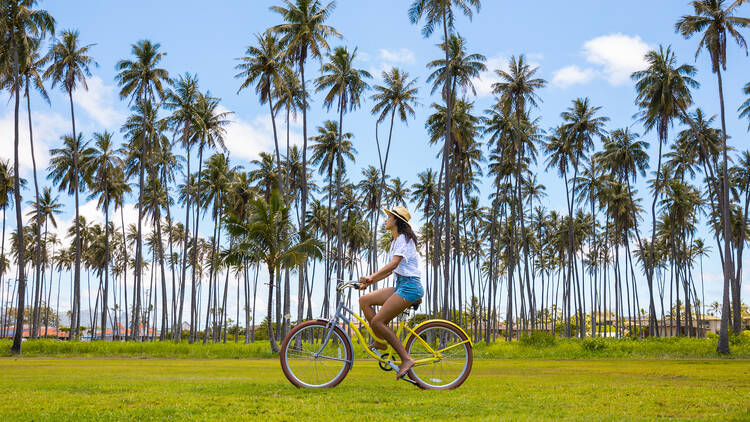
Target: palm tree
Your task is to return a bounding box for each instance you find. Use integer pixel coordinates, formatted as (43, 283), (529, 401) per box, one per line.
(0, 161), (18, 307)
(115, 39), (170, 340)
(492, 54), (546, 336)
(598, 128), (657, 334)
(425, 34), (486, 322)
(269, 0), (341, 238)
(47, 133), (94, 332)
(87, 131), (124, 340)
(224, 190), (323, 352)
(314, 45), (370, 294)
(235, 33), (286, 195)
(559, 97), (608, 337)
(369, 67), (419, 270)
(42, 28), (96, 339)
(187, 91), (230, 342)
(632, 45), (698, 343)
(163, 72), (200, 341)
(1, 0), (54, 353)
(200, 153), (235, 343)
(21, 37), (52, 339)
(676, 0), (750, 341)
(309, 119), (355, 314)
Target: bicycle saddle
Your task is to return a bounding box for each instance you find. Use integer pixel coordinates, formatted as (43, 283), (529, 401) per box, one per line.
(410, 299), (422, 311)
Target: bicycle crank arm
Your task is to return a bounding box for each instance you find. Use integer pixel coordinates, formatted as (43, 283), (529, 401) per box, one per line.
(386, 360), (421, 387)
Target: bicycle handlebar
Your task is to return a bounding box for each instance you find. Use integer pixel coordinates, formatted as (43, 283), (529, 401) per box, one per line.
(336, 280), (361, 292)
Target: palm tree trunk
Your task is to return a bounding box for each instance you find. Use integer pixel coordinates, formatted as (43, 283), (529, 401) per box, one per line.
(190, 145), (205, 343)
(120, 206), (129, 339)
(11, 47), (27, 354)
(334, 97), (345, 311)
(132, 129), (147, 342)
(267, 265), (279, 353)
(179, 131), (192, 342)
(155, 205), (168, 341)
(101, 197), (110, 340)
(66, 89), (82, 339)
(715, 67), (738, 344)
(440, 11), (454, 322)
(25, 79), (43, 340)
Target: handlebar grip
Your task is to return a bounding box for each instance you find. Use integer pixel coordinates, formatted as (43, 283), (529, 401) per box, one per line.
(353, 282), (361, 289)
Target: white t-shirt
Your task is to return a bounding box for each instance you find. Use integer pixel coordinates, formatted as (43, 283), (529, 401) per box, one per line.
(390, 234), (421, 278)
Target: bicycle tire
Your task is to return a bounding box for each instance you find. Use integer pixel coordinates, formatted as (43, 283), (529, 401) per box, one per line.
(404, 321), (473, 390)
(280, 320), (353, 388)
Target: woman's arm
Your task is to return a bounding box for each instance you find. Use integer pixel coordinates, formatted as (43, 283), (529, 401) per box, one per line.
(359, 255), (402, 288)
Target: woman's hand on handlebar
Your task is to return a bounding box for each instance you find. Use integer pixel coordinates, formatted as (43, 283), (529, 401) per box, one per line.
(358, 276), (372, 290)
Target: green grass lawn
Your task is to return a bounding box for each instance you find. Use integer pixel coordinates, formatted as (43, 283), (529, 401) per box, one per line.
(0, 358), (748, 421)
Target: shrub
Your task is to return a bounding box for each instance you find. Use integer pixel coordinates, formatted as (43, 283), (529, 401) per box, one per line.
(582, 337), (607, 352)
(520, 331), (556, 347)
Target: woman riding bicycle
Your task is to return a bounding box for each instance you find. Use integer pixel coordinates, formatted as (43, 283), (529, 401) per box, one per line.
(358, 205), (423, 380)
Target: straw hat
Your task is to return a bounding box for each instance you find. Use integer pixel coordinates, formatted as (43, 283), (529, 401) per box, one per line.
(384, 205), (412, 226)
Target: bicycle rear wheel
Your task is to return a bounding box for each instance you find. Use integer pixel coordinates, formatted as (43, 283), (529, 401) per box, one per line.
(280, 320), (352, 388)
(404, 321), (473, 390)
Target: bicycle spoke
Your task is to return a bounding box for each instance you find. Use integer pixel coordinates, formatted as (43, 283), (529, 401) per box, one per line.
(282, 323), (350, 388)
(407, 325), (470, 389)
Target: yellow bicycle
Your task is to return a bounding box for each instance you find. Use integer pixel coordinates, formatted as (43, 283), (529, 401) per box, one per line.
(280, 280), (473, 389)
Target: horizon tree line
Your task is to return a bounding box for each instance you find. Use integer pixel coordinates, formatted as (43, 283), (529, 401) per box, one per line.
(1, 0), (749, 356)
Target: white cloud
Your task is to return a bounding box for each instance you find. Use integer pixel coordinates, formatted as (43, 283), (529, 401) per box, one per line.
(221, 106), (303, 163)
(75, 76), (125, 128)
(472, 54), (508, 97)
(552, 65), (598, 88)
(0, 108), (68, 175)
(378, 48), (416, 64)
(582, 33), (650, 85)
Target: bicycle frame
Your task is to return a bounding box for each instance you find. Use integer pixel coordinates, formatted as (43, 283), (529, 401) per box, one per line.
(317, 300), (466, 368)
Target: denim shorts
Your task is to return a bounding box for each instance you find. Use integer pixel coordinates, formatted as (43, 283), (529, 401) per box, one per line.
(394, 275), (423, 303)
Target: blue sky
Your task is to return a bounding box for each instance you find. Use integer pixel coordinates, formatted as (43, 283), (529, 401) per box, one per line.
(2, 1), (749, 325)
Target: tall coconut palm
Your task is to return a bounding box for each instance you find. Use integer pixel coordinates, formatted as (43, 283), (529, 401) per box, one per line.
(411, 0), (481, 324)
(268, 0), (341, 237)
(598, 128), (656, 333)
(115, 39), (170, 340)
(21, 36), (52, 339)
(632, 45), (698, 344)
(492, 54), (546, 335)
(425, 34), (485, 321)
(163, 73), (199, 340)
(369, 68), (419, 266)
(46, 133), (94, 339)
(235, 33), (286, 196)
(199, 153), (235, 343)
(42, 28), (96, 339)
(187, 91), (230, 342)
(309, 119), (355, 315)
(224, 189), (323, 352)
(119, 99), (165, 340)
(1, 0), (54, 352)
(87, 131), (124, 340)
(676, 0), (750, 340)
(559, 97), (608, 336)
(314, 45), (370, 296)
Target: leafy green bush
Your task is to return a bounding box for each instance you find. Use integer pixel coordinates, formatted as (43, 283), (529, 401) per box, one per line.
(581, 337), (607, 352)
(520, 331), (556, 347)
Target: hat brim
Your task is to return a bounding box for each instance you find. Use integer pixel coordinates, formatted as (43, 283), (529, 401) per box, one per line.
(383, 208), (410, 225)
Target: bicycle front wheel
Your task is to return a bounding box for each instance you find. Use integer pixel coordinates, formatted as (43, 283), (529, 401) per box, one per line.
(280, 320), (352, 388)
(405, 321), (473, 390)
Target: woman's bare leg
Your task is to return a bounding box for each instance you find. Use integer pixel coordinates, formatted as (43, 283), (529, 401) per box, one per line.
(358, 287), (395, 349)
(370, 293), (415, 378)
